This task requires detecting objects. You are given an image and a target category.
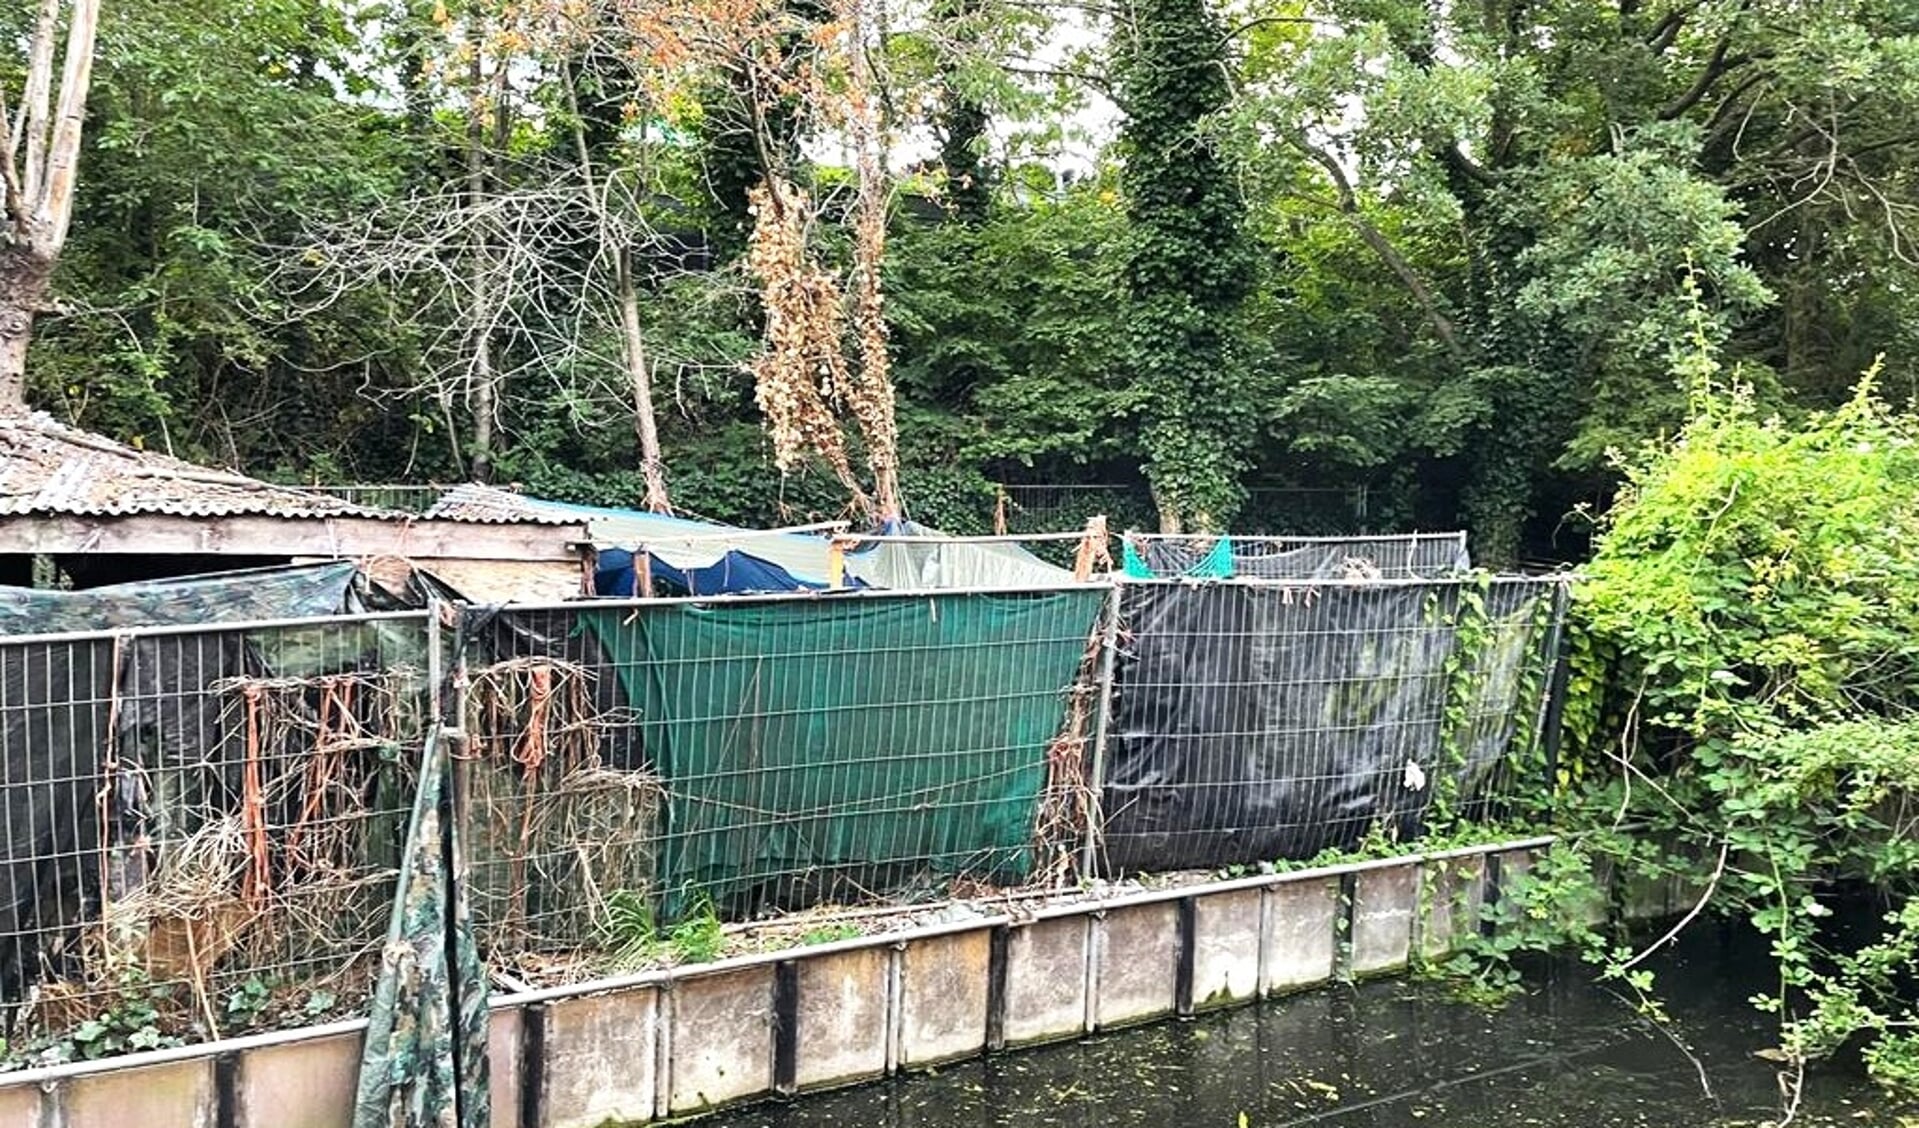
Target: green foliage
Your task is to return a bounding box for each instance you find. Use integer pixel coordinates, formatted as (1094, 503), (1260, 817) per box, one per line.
(602, 887), (660, 965)
(224, 975), (273, 1029)
(17, 0), (1919, 555)
(1564, 360), (1919, 1095)
(799, 922), (861, 946)
(600, 889), (728, 966)
(666, 896), (727, 964)
(1113, 0), (1259, 530)
(46, 973), (184, 1062)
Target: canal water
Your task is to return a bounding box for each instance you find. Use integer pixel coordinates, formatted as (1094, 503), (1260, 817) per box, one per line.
(698, 928), (1909, 1128)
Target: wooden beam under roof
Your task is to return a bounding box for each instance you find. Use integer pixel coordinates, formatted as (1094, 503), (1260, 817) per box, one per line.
(0, 513), (589, 562)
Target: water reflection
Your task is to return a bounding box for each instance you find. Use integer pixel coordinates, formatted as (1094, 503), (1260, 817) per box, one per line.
(696, 931), (1908, 1128)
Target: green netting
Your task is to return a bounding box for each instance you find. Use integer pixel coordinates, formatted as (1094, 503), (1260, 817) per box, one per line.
(581, 589), (1107, 919)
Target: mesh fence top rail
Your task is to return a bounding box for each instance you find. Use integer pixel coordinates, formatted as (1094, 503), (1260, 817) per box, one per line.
(1120, 532), (1471, 581)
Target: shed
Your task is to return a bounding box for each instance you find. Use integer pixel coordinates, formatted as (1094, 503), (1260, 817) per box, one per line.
(0, 413), (591, 600)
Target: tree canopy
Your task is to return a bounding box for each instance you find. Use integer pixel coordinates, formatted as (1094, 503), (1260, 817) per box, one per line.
(6, 0), (1915, 557)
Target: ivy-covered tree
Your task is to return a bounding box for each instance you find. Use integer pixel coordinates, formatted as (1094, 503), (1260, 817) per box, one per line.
(1114, 0), (1258, 531)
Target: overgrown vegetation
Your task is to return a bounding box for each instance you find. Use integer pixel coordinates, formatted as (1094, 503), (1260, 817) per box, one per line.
(1471, 356), (1919, 1100)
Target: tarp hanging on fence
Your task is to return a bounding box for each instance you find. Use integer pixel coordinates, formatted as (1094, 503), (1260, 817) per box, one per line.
(0, 561), (360, 636)
(583, 589), (1107, 917)
(1121, 536), (1232, 580)
(354, 725), (490, 1128)
(1121, 533), (1471, 581)
(1100, 579), (1553, 873)
(843, 519), (1074, 590)
(0, 635), (113, 1003)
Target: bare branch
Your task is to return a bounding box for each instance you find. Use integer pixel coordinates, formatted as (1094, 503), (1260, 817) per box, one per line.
(1660, 45), (1761, 121)
(36, 0), (99, 249)
(1644, 1), (1704, 53)
(1217, 13), (1342, 48)
(0, 87), (24, 230)
(1289, 134), (1465, 362)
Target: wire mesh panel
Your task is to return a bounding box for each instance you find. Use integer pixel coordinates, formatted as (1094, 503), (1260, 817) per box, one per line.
(1099, 577), (1566, 875)
(457, 609), (658, 968)
(998, 484), (1159, 538)
(1121, 532), (1471, 581)
(295, 483), (444, 514)
(0, 613), (430, 1064)
(464, 587), (1110, 959)
(1236, 487), (1370, 536)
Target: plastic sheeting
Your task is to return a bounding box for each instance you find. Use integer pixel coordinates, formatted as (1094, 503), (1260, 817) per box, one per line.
(1099, 579), (1555, 874)
(1122, 533), (1471, 581)
(845, 520), (1076, 590)
(431, 486), (840, 593)
(582, 589), (1106, 918)
(0, 608), (429, 1007)
(0, 636), (114, 1002)
(0, 561), (360, 636)
(593, 545), (848, 598)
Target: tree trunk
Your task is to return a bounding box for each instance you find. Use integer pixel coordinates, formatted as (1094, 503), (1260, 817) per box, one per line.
(618, 251), (671, 514)
(464, 27), (494, 482)
(1151, 482), (1183, 534)
(0, 307), (33, 410)
(0, 246), (53, 412)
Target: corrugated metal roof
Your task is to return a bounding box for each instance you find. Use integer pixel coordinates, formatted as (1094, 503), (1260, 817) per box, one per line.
(425, 483), (602, 526)
(0, 413), (405, 520)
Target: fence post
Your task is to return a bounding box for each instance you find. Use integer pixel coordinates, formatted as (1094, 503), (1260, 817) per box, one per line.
(427, 596), (445, 724)
(1080, 582), (1124, 880)
(1535, 577), (1575, 788)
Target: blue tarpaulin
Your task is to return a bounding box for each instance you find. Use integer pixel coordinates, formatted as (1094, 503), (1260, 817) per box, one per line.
(593, 547), (857, 598)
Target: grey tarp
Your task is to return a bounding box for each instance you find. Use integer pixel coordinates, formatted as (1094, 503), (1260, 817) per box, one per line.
(844, 521), (1075, 589)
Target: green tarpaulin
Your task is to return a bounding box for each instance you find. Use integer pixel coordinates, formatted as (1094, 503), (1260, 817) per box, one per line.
(583, 589), (1106, 917)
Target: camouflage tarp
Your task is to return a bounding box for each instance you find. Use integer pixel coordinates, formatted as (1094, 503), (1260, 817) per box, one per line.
(0, 561), (360, 635)
(353, 726), (490, 1128)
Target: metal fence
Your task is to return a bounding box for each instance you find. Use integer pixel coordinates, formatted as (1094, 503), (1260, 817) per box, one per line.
(0, 566), (1573, 1056)
(460, 587), (1109, 969)
(0, 612), (429, 1059)
(998, 484), (1371, 537)
(293, 483), (444, 514)
(1122, 531), (1471, 580)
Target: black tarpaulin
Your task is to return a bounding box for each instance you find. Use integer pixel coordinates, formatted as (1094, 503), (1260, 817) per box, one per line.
(1099, 577), (1559, 874)
(0, 636), (116, 1003)
(1100, 582), (1454, 873)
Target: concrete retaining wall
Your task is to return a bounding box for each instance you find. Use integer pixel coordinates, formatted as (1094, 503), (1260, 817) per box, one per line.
(0, 837), (1555, 1127)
